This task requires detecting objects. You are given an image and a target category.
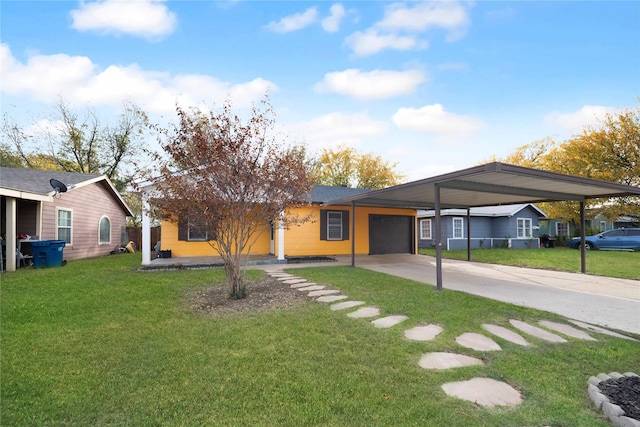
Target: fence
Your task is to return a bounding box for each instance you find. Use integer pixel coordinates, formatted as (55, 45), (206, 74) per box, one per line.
(126, 226), (160, 252)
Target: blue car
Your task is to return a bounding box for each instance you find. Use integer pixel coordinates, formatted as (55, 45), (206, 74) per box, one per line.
(569, 228), (640, 251)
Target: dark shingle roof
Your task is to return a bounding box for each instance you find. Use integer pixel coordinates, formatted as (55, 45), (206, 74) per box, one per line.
(308, 185), (372, 204)
(0, 167), (103, 195)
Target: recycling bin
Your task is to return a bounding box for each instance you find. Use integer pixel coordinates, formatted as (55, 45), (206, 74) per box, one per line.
(31, 240), (66, 268)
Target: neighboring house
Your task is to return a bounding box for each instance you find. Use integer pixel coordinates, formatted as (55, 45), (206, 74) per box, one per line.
(538, 213), (639, 238)
(1, 167), (132, 270)
(153, 185), (417, 260)
(418, 203), (546, 250)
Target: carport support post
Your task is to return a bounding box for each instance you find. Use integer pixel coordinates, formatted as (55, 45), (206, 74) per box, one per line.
(580, 201), (586, 273)
(351, 201), (356, 267)
(434, 183), (443, 290)
(466, 208), (471, 261)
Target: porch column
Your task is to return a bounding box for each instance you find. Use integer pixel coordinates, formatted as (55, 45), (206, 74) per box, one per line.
(5, 197), (17, 272)
(466, 207), (471, 261)
(434, 183), (443, 290)
(579, 201), (586, 274)
(351, 201), (356, 267)
(141, 192), (151, 265)
(277, 213), (285, 261)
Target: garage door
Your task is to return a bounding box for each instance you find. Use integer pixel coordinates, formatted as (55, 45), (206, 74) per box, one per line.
(369, 215), (414, 255)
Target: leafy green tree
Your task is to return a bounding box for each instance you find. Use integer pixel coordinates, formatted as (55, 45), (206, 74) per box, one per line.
(312, 144), (405, 189)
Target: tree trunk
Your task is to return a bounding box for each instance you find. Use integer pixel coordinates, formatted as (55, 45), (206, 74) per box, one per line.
(224, 255), (245, 299)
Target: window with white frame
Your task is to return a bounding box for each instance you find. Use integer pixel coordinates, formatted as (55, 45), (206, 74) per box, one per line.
(420, 219), (432, 240)
(57, 208), (72, 244)
(556, 222), (569, 237)
(452, 217), (463, 239)
(327, 211), (343, 240)
(517, 218), (532, 238)
(99, 216), (111, 244)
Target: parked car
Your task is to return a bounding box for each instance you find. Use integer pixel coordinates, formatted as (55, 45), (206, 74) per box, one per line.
(569, 228), (640, 251)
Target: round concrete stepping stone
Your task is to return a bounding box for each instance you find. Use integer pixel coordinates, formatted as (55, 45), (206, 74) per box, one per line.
(372, 315), (408, 329)
(509, 319), (567, 343)
(283, 278), (309, 284)
(296, 285), (325, 292)
(568, 320), (637, 341)
(418, 352), (484, 370)
(347, 306), (380, 318)
(308, 289), (341, 297)
(482, 324), (530, 346)
(441, 377), (523, 408)
(290, 282), (316, 289)
(404, 324), (443, 341)
(455, 332), (501, 351)
(316, 295), (348, 303)
(330, 301), (365, 311)
(538, 320), (597, 341)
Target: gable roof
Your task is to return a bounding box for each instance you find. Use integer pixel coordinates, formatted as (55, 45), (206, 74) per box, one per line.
(419, 203), (546, 218)
(0, 167), (132, 215)
(308, 185), (372, 204)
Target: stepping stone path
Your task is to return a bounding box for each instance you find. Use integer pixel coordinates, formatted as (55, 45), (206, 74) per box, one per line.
(456, 332), (501, 351)
(419, 352), (483, 370)
(404, 324), (443, 341)
(441, 378), (523, 408)
(372, 315), (408, 329)
(264, 268), (632, 411)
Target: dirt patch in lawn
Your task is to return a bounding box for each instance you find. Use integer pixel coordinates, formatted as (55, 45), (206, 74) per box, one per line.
(187, 276), (310, 317)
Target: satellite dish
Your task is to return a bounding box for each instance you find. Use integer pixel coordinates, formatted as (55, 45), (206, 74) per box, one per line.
(50, 178), (68, 194)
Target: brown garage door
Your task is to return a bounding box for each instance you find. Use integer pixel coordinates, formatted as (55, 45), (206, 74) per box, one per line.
(369, 215), (414, 255)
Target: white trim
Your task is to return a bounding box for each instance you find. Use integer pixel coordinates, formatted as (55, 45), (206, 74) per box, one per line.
(516, 217), (532, 238)
(419, 218), (432, 240)
(56, 207), (73, 246)
(452, 217), (464, 239)
(98, 215), (111, 245)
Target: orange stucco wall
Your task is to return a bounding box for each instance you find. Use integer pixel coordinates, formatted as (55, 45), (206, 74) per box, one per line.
(160, 205), (416, 257)
(281, 205), (416, 257)
(160, 220), (271, 257)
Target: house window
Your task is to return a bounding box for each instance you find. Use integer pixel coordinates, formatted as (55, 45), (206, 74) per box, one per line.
(327, 212), (343, 240)
(320, 209), (349, 241)
(452, 217), (463, 239)
(188, 220), (208, 241)
(57, 208), (72, 244)
(517, 218), (532, 238)
(420, 219), (432, 240)
(99, 216), (111, 244)
(556, 222), (569, 237)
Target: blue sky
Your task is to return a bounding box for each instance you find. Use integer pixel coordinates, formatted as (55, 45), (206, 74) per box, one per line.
(2, 1), (639, 181)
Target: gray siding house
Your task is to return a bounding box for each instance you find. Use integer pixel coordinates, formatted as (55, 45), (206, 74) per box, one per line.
(418, 204), (546, 250)
(1, 167), (132, 271)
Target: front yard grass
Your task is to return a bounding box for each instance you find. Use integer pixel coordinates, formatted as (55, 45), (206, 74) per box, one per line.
(2, 253), (638, 426)
(419, 247), (640, 280)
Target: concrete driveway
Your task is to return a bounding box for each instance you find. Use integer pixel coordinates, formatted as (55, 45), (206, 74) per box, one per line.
(319, 254), (640, 336)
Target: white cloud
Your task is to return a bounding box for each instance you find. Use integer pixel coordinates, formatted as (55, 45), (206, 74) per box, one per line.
(345, 28), (425, 56)
(345, 1), (471, 56)
(378, 1), (470, 36)
(406, 163), (457, 181)
(0, 43), (275, 115)
(265, 7), (318, 33)
(289, 112), (389, 151)
(315, 68), (426, 100)
(544, 105), (617, 134)
(70, 0), (177, 40)
(392, 104), (485, 143)
(322, 4), (346, 32)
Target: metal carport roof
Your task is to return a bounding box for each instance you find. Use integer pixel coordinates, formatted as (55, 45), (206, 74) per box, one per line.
(325, 162), (640, 290)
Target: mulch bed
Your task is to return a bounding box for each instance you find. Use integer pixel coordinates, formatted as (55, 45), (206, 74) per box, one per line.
(597, 375), (640, 421)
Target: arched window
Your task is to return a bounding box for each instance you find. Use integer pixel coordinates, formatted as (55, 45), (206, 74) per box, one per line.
(99, 216), (111, 244)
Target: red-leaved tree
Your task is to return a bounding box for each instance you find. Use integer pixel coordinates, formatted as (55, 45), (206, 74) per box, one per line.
(138, 98), (314, 299)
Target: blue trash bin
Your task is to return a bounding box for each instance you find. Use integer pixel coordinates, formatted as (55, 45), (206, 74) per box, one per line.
(31, 240), (66, 268)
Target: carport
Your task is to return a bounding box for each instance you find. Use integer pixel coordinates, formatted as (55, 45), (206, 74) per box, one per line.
(326, 162), (640, 290)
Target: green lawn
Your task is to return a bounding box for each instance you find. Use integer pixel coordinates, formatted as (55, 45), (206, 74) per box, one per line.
(2, 254), (638, 426)
(419, 247), (640, 280)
